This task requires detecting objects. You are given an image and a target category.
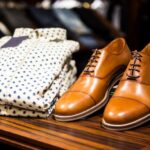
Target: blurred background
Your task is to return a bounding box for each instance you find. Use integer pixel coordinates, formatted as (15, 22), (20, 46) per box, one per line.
(0, 0), (150, 75)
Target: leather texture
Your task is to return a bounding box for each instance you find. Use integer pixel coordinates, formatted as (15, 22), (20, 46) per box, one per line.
(54, 38), (131, 120)
(103, 43), (150, 127)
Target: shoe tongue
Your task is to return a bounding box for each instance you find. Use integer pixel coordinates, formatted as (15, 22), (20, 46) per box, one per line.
(141, 43), (150, 56)
(106, 38), (125, 54)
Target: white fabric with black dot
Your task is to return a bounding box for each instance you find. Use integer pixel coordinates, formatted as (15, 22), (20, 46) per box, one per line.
(0, 28), (79, 117)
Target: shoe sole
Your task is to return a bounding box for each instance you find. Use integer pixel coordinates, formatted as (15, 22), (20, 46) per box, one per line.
(53, 73), (123, 121)
(102, 113), (150, 131)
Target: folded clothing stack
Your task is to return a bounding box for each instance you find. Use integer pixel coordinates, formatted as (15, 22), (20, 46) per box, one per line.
(0, 28), (79, 117)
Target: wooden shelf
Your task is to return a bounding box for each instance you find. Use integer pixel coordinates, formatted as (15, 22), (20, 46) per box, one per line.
(0, 112), (149, 150)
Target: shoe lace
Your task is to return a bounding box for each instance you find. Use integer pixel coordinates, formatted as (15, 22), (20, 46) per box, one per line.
(127, 50), (142, 80)
(83, 49), (102, 75)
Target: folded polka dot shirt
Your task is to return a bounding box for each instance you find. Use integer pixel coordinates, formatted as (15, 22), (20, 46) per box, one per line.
(0, 28), (79, 117)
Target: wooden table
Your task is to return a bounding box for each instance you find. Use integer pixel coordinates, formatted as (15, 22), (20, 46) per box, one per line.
(0, 111), (149, 150)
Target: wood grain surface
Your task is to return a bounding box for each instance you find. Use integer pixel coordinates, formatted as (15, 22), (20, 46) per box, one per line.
(0, 111), (149, 150)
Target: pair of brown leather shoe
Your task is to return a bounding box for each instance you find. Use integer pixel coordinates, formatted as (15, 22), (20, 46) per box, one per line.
(53, 38), (150, 131)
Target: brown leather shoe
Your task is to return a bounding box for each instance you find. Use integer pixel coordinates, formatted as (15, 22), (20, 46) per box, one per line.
(102, 43), (150, 131)
(54, 38), (131, 121)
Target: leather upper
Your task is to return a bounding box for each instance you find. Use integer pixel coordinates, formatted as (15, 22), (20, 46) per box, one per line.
(55, 38), (131, 116)
(114, 44), (150, 109)
(103, 43), (150, 124)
